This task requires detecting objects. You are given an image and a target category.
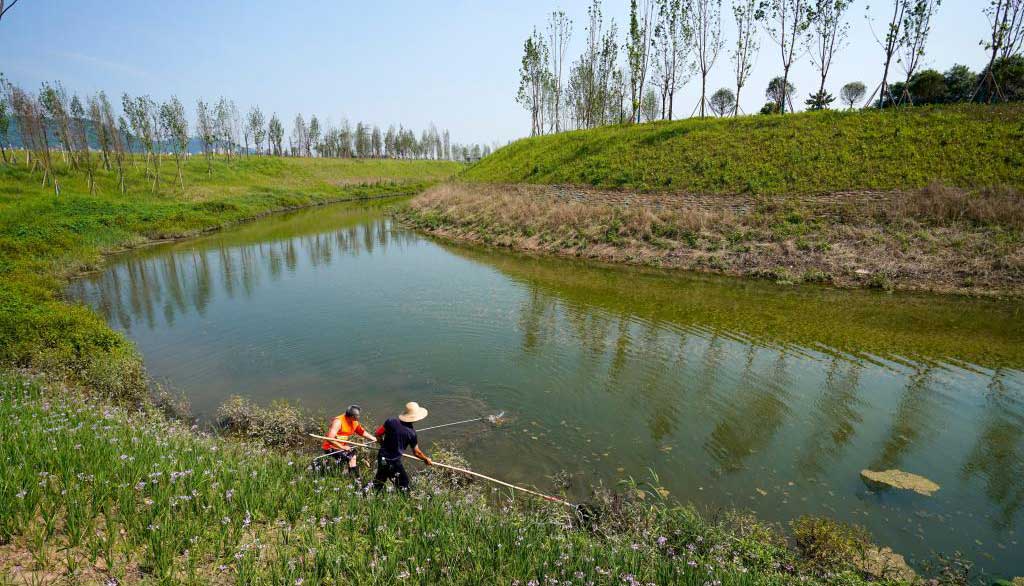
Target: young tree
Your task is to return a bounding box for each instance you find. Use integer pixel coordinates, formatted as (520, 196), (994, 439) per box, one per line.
(839, 80), (866, 108)
(865, 0), (909, 107)
(517, 29), (550, 136)
(805, 0), (850, 109)
(641, 87), (660, 121)
(11, 83), (57, 191)
(99, 94), (127, 193)
(87, 93), (112, 171)
(160, 96), (188, 188)
(897, 0), (941, 104)
(292, 114), (308, 157)
(69, 95), (96, 194)
(308, 115), (321, 157)
(196, 99), (216, 174)
(0, 89), (10, 164)
(977, 0), (1024, 101)
(709, 87), (737, 115)
(268, 114), (284, 156)
(547, 10), (572, 132)
(40, 82), (74, 166)
(765, 76), (796, 110)
(627, 0), (656, 123)
(689, 0), (724, 117)
(247, 106), (266, 155)
(653, 0), (690, 119)
(757, 0), (811, 114)
(732, 0), (760, 115)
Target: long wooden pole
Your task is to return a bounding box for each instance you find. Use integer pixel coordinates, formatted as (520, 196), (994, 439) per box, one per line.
(308, 434), (573, 507)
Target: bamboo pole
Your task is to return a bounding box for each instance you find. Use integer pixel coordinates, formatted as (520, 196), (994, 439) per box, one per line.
(308, 434), (573, 507)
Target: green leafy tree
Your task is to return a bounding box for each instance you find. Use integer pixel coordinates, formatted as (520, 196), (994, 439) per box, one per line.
(977, 0), (1024, 101)
(268, 114), (284, 156)
(907, 68), (947, 103)
(978, 54), (1024, 102)
(247, 106), (266, 155)
(709, 87), (736, 115)
(943, 64), (977, 102)
(765, 76), (796, 110)
(308, 115), (321, 157)
(839, 81), (866, 108)
(517, 30), (550, 136)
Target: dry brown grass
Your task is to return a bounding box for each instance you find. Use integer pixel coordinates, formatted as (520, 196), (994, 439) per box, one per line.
(401, 183), (1024, 296)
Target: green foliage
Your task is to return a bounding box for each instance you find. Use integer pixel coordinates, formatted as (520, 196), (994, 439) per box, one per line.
(461, 104), (1024, 194)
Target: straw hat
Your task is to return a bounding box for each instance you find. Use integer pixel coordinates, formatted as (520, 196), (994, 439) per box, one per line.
(398, 401), (428, 423)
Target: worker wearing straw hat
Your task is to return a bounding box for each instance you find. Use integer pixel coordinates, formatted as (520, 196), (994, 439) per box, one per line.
(371, 402), (433, 493)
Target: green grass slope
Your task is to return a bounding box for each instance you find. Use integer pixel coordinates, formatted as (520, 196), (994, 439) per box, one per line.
(463, 104), (1024, 194)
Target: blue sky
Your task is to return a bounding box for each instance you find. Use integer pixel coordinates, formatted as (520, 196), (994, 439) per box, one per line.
(0, 0), (990, 145)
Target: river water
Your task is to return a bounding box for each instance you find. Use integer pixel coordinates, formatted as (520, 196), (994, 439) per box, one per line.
(68, 198), (1024, 576)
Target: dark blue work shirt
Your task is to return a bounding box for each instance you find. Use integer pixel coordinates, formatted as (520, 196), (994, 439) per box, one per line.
(376, 417), (417, 461)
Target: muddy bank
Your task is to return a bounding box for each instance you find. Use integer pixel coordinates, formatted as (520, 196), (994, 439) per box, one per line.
(397, 183), (1024, 297)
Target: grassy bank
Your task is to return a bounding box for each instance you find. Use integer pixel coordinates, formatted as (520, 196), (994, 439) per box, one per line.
(398, 181), (1023, 296)
(0, 154), (460, 401)
(1, 371), (929, 585)
(462, 104), (1024, 194)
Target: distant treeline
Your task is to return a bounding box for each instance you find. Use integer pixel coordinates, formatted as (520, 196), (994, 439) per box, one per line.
(517, 0), (1024, 134)
(0, 76), (492, 196)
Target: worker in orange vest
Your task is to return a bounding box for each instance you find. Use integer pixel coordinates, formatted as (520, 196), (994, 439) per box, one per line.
(322, 405), (377, 475)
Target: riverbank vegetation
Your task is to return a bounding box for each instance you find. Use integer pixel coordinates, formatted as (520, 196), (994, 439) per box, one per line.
(0, 152), (459, 404)
(1, 370), (940, 585)
(398, 180), (1024, 296)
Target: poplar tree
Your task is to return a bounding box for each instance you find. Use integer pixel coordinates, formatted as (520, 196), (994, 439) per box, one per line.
(517, 29), (550, 136)
(69, 95), (96, 194)
(805, 0), (850, 109)
(247, 106), (266, 155)
(161, 96), (188, 188)
(897, 0), (941, 105)
(268, 114), (284, 156)
(40, 82), (75, 166)
(627, 0), (655, 123)
(757, 0), (811, 113)
(196, 99), (216, 174)
(690, 0), (725, 117)
(547, 11), (573, 132)
(87, 93), (112, 171)
(732, 0), (760, 115)
(653, 0), (690, 119)
(865, 0), (909, 107)
(308, 115), (321, 157)
(0, 90), (10, 164)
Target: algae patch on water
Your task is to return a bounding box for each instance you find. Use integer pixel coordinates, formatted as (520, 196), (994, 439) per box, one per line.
(860, 469), (940, 496)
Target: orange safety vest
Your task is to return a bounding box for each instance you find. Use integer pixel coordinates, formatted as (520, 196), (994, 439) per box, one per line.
(322, 414), (367, 450)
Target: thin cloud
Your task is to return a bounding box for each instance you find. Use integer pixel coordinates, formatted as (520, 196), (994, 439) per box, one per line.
(54, 51), (151, 80)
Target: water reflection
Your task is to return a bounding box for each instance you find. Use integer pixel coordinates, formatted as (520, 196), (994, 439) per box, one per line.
(68, 201), (1024, 576)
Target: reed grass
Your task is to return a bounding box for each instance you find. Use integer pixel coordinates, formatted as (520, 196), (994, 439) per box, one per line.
(0, 372), (913, 585)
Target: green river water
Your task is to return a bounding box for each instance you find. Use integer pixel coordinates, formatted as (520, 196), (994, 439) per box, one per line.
(68, 198), (1024, 577)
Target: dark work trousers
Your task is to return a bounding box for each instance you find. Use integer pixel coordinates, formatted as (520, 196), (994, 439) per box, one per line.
(372, 454), (410, 493)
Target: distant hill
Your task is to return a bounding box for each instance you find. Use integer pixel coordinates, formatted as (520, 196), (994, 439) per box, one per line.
(462, 104), (1024, 194)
